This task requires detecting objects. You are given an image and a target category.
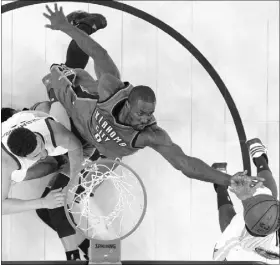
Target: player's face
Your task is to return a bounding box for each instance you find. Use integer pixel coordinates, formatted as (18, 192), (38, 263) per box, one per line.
(128, 100), (156, 130)
(26, 134), (48, 161)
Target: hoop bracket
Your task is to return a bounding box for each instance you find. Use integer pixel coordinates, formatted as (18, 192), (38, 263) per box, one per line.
(89, 239), (121, 264)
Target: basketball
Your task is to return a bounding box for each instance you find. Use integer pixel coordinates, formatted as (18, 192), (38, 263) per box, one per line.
(244, 194), (280, 236)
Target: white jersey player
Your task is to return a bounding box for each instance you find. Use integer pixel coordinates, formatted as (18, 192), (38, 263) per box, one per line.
(2, 110), (83, 215)
(213, 187), (279, 263)
(212, 138), (280, 263)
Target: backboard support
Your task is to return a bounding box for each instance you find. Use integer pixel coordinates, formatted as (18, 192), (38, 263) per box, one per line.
(64, 158), (147, 264)
(89, 238), (121, 264)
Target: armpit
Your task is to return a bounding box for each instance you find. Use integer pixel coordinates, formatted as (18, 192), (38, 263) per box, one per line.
(134, 126), (171, 149)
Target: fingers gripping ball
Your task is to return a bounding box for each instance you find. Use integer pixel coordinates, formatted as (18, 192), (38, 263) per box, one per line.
(244, 194), (280, 236)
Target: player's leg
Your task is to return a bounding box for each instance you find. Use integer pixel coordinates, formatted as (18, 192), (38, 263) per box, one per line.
(36, 173), (90, 260)
(66, 11), (121, 80)
(47, 63), (100, 149)
(40, 16), (103, 133)
(246, 138), (278, 198)
(42, 67), (103, 163)
(212, 163), (237, 232)
(24, 156), (59, 181)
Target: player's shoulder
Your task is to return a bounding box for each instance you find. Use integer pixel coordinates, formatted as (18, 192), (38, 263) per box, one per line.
(5, 110), (49, 123)
(98, 73), (127, 101)
(136, 124), (172, 148)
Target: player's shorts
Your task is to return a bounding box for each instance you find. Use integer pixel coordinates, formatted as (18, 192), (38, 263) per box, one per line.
(49, 64), (99, 128)
(36, 173), (76, 238)
(46, 64), (105, 161)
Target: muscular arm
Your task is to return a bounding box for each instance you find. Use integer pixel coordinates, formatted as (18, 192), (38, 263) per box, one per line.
(137, 125), (232, 186)
(97, 73), (125, 101)
(73, 69), (124, 100)
(2, 149), (44, 215)
(48, 119), (83, 178)
(59, 22), (105, 62)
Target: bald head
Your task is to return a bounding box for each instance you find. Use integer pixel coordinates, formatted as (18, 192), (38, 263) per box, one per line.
(128, 85), (156, 105)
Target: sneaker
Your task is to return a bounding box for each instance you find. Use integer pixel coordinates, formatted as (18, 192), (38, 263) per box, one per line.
(66, 249), (81, 261)
(246, 138), (268, 165)
(212, 162), (228, 192)
(66, 11), (107, 34)
(67, 10), (89, 25)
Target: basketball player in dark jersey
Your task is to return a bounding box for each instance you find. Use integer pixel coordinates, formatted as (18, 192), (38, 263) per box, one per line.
(17, 4), (263, 261)
(42, 4), (264, 189)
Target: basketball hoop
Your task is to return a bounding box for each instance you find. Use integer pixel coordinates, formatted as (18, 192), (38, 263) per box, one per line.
(64, 158), (147, 264)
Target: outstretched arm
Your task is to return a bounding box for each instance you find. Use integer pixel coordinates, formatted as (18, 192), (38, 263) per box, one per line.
(45, 4), (125, 97)
(137, 125), (262, 187)
(48, 119), (83, 179)
(43, 4), (107, 67)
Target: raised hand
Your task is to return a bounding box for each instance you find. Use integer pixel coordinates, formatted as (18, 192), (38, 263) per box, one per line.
(229, 171), (265, 200)
(43, 3), (68, 31)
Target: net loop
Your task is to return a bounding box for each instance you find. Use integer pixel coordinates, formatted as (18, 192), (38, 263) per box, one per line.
(66, 158), (141, 239)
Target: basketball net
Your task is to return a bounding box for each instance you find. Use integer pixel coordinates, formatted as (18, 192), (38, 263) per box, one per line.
(64, 158), (147, 264)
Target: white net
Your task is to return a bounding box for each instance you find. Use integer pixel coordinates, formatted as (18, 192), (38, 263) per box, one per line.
(65, 159), (147, 241)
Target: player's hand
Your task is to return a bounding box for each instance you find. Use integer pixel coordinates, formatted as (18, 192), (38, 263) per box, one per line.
(43, 4), (68, 31)
(41, 188), (65, 209)
(229, 171), (265, 200)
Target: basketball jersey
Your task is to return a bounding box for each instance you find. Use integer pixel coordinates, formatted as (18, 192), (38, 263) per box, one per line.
(2, 111), (68, 182)
(213, 186), (279, 262)
(75, 83), (156, 159)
